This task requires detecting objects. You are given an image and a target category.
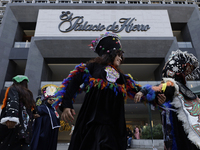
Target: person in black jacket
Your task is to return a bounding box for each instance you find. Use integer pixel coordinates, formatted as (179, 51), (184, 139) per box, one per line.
(0, 75), (37, 150)
(126, 127), (133, 148)
(53, 32), (143, 150)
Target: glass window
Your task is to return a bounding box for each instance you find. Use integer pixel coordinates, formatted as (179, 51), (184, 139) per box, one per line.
(151, 1), (162, 4)
(82, 1), (94, 3)
(35, 0), (47, 3)
(105, 1), (117, 3)
(59, 1), (71, 3)
(2, 2), (8, 5)
(128, 1), (140, 4)
(12, 0), (23, 2)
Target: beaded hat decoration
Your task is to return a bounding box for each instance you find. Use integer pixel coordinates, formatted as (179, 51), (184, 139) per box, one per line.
(89, 32), (123, 56)
(162, 49), (200, 80)
(41, 84), (58, 102)
(42, 84), (58, 97)
(36, 85), (58, 106)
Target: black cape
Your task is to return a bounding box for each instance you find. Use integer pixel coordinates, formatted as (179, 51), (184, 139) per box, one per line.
(0, 86), (34, 150)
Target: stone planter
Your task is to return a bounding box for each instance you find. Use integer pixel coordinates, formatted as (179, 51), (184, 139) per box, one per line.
(131, 139), (164, 149)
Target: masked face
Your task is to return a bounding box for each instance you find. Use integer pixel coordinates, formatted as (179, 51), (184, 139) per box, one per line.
(113, 55), (122, 68)
(185, 63), (194, 76)
(47, 98), (55, 105)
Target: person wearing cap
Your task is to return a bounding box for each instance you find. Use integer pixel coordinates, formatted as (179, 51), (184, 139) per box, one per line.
(53, 32), (142, 150)
(134, 50), (200, 150)
(31, 92), (60, 150)
(0, 75), (37, 150)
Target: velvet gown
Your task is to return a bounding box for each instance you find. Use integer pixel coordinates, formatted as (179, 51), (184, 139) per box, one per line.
(55, 62), (142, 150)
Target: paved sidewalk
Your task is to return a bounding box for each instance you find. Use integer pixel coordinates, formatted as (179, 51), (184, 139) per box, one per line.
(57, 143), (162, 150)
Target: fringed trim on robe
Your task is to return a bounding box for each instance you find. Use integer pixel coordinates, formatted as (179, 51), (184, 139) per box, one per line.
(125, 74), (142, 100)
(53, 63), (143, 109)
(1, 87), (11, 109)
(171, 93), (200, 148)
(52, 63), (91, 109)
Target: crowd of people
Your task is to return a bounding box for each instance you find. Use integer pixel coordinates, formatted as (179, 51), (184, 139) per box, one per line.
(0, 32), (200, 150)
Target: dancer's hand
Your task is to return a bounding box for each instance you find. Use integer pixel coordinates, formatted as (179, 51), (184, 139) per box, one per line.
(33, 114), (40, 119)
(134, 92), (143, 103)
(157, 94), (166, 105)
(6, 121), (16, 128)
(61, 108), (76, 122)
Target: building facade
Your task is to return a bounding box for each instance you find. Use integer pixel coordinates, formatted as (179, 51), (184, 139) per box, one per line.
(0, 3), (200, 141)
(0, 0), (200, 23)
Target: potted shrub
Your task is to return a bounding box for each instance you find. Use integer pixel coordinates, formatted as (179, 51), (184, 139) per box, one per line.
(141, 124), (163, 139)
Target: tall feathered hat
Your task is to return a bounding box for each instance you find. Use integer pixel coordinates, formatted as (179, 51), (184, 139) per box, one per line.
(89, 32), (123, 56)
(162, 49), (200, 80)
(36, 84), (58, 106)
(42, 84), (58, 98)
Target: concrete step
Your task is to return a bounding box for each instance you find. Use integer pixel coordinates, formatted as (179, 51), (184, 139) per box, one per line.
(57, 142), (164, 150)
(131, 139), (164, 149)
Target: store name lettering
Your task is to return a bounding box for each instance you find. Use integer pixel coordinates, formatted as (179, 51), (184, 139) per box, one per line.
(58, 11), (150, 33)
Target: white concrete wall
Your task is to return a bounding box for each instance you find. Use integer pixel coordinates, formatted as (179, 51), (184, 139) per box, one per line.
(35, 9), (173, 37)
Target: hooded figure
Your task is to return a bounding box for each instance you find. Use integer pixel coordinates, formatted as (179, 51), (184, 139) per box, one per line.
(137, 50), (200, 150)
(53, 32), (142, 150)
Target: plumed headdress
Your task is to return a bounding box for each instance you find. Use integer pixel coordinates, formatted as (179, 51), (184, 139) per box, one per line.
(42, 84), (58, 97)
(36, 84), (58, 106)
(90, 32), (123, 56)
(162, 49), (200, 80)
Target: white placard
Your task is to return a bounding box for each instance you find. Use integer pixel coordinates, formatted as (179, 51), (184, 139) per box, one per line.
(35, 9), (173, 37)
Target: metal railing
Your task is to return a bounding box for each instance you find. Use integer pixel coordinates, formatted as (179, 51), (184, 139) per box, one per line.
(0, 0), (197, 4)
(14, 42), (30, 48)
(178, 42), (193, 48)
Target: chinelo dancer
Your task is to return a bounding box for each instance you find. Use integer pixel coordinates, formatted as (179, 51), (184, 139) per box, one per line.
(53, 32), (142, 150)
